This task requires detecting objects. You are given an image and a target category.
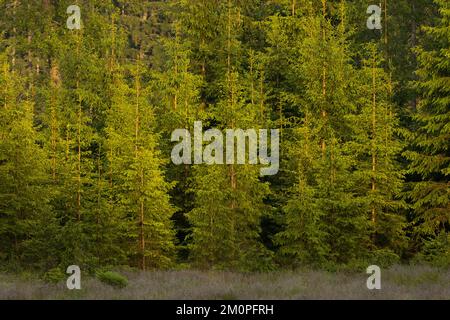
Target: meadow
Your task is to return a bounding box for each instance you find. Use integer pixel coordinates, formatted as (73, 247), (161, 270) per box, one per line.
(0, 265), (449, 300)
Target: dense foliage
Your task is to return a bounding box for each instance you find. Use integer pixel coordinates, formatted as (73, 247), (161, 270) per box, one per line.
(0, 0), (448, 273)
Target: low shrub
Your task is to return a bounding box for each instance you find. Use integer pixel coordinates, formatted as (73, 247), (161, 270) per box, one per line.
(96, 271), (128, 289)
(43, 268), (65, 283)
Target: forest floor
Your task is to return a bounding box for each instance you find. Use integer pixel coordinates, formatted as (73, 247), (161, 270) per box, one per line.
(0, 265), (449, 300)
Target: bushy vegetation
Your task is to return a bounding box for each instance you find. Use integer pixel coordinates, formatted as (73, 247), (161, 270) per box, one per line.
(96, 271), (128, 289)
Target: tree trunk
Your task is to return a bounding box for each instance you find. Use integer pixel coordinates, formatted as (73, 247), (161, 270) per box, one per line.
(50, 62), (60, 181)
(321, 0), (327, 157)
(227, 0), (237, 263)
(371, 61), (377, 226)
(411, 2), (418, 111)
(384, 0), (388, 46)
(11, 0), (17, 69)
(134, 58), (146, 271)
(76, 34), (82, 221)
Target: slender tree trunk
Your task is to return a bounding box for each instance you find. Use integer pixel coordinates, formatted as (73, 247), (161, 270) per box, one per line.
(250, 54), (255, 106)
(139, 169), (145, 271)
(2, 63), (7, 109)
(200, 36), (206, 78)
(321, 0), (327, 157)
(108, 16), (116, 189)
(411, 2), (418, 111)
(134, 59), (145, 271)
(386, 73), (393, 159)
(65, 130), (70, 162)
(173, 22), (180, 111)
(184, 60), (190, 179)
(76, 34), (82, 221)
(96, 147), (102, 260)
(50, 63), (59, 181)
(384, 0), (388, 46)
(11, 0), (17, 69)
(77, 88), (81, 221)
(200, 36), (207, 113)
(371, 61), (377, 226)
(27, 29), (32, 70)
(227, 0), (237, 263)
(260, 69), (265, 123)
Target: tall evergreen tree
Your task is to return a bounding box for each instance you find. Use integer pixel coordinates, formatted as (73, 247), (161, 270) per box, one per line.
(187, 0), (273, 271)
(151, 19), (205, 261)
(106, 61), (176, 270)
(404, 0), (450, 265)
(350, 43), (407, 259)
(0, 53), (54, 269)
(275, 1), (372, 267)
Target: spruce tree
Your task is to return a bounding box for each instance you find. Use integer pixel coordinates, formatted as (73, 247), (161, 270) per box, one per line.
(187, 0), (273, 271)
(151, 18), (205, 261)
(404, 0), (450, 264)
(275, 2), (371, 266)
(106, 61), (176, 270)
(0, 53), (53, 269)
(350, 43), (407, 260)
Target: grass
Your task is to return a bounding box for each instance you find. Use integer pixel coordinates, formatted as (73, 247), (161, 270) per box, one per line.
(0, 265), (449, 300)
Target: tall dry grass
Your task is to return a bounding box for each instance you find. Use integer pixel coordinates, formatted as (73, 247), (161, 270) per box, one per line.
(0, 265), (449, 300)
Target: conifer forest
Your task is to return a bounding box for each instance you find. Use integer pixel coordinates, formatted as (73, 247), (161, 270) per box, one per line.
(0, 0), (449, 298)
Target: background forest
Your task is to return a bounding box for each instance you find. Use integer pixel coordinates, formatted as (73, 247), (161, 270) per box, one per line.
(0, 0), (449, 278)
